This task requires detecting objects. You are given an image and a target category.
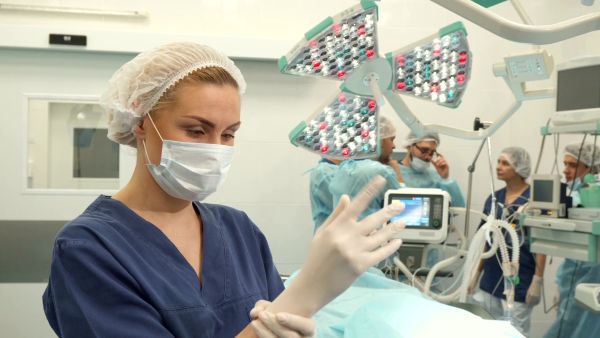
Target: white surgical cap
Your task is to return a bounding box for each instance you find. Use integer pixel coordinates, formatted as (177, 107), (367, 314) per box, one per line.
(403, 131), (440, 148)
(500, 147), (531, 178)
(379, 116), (396, 139)
(564, 143), (600, 167)
(100, 42), (246, 147)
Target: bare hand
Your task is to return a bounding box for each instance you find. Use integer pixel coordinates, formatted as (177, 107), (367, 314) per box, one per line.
(431, 154), (449, 179)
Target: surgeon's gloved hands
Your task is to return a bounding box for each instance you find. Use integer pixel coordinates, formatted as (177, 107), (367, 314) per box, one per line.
(250, 300), (316, 338)
(268, 176), (405, 317)
(526, 275), (543, 305)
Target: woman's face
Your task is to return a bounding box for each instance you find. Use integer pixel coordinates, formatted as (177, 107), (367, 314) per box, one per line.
(141, 82), (241, 164)
(496, 155), (517, 181)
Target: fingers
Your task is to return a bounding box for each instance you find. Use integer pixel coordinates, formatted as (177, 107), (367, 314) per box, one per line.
(344, 176), (386, 220)
(319, 194), (350, 231)
(250, 300), (271, 319)
(364, 238), (403, 267)
(258, 311), (303, 338)
(276, 313), (316, 337)
(358, 201), (405, 235)
(251, 318), (277, 338)
(363, 221), (405, 251)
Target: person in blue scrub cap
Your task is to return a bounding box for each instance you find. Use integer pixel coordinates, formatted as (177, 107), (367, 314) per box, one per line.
(42, 42), (406, 338)
(399, 131), (465, 207)
(470, 147), (545, 337)
(543, 143), (600, 338)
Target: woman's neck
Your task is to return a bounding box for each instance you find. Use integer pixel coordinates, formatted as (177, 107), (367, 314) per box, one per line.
(504, 176), (529, 195)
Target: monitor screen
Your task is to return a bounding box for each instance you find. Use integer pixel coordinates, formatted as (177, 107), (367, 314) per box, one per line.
(390, 196), (430, 227)
(533, 180), (554, 203)
(556, 65), (600, 112)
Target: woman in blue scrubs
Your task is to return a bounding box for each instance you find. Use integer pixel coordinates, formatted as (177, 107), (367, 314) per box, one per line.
(470, 147), (545, 336)
(42, 42), (405, 338)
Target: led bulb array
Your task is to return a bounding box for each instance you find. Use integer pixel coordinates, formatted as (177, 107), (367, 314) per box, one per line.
(290, 92), (379, 159)
(388, 27), (471, 108)
(280, 6), (378, 81)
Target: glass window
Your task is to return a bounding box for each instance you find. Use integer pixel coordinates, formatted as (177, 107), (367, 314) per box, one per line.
(27, 98), (120, 190)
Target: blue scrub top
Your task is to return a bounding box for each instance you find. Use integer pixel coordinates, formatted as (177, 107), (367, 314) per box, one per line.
(478, 187), (535, 303)
(43, 196), (284, 338)
(399, 164), (466, 207)
(309, 159), (338, 232)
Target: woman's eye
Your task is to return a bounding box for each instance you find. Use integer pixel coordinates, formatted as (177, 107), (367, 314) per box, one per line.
(223, 133), (235, 140)
(186, 129), (205, 137)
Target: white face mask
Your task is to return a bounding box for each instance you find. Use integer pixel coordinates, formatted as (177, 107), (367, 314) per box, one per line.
(143, 116), (234, 201)
(410, 156), (430, 172)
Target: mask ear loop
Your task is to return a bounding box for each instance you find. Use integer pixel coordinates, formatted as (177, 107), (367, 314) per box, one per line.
(142, 113), (165, 166)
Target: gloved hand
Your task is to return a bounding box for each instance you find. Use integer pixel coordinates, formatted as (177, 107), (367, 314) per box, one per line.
(525, 275), (543, 305)
(268, 176), (405, 316)
(250, 300), (316, 338)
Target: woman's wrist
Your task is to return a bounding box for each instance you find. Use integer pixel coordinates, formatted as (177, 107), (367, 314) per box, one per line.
(267, 272), (322, 317)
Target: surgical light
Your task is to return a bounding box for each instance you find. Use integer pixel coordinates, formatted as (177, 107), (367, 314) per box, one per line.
(386, 23), (472, 108)
(278, 3), (378, 80)
(289, 92), (379, 159)
(281, 1), (474, 159)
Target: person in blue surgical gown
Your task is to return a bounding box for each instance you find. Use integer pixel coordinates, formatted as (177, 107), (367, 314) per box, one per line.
(311, 115), (402, 234)
(400, 131), (465, 207)
(309, 157), (340, 232)
(328, 116), (404, 221)
(543, 143), (600, 338)
(41, 42), (406, 338)
(470, 147), (545, 336)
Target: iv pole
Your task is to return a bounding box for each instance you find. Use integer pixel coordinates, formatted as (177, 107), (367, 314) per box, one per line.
(464, 118), (492, 239)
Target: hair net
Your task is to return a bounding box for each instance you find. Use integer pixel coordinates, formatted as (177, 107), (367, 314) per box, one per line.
(564, 143), (600, 168)
(100, 42), (247, 147)
(499, 147), (531, 178)
(403, 131), (440, 148)
(379, 116), (396, 139)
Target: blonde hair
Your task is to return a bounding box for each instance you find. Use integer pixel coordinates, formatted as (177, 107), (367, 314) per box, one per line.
(150, 66), (239, 114)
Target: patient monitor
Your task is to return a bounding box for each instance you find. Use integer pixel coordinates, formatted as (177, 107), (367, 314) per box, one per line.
(551, 57), (600, 126)
(385, 188), (450, 244)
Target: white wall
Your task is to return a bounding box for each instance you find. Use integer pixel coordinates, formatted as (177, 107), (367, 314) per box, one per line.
(1, 1), (600, 338)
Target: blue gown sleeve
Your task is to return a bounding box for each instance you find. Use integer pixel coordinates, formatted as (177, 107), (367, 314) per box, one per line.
(436, 178), (465, 207)
(44, 239), (175, 338)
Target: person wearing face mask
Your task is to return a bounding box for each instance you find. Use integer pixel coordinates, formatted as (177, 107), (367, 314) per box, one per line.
(399, 131), (465, 207)
(41, 42), (406, 338)
(543, 143), (600, 338)
(469, 147), (545, 337)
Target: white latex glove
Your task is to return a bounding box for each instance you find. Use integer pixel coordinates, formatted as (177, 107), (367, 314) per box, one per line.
(269, 176), (405, 316)
(526, 275), (543, 305)
(250, 300), (316, 338)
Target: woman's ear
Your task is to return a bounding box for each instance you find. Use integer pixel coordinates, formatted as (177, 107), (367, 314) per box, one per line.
(133, 118), (147, 141)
